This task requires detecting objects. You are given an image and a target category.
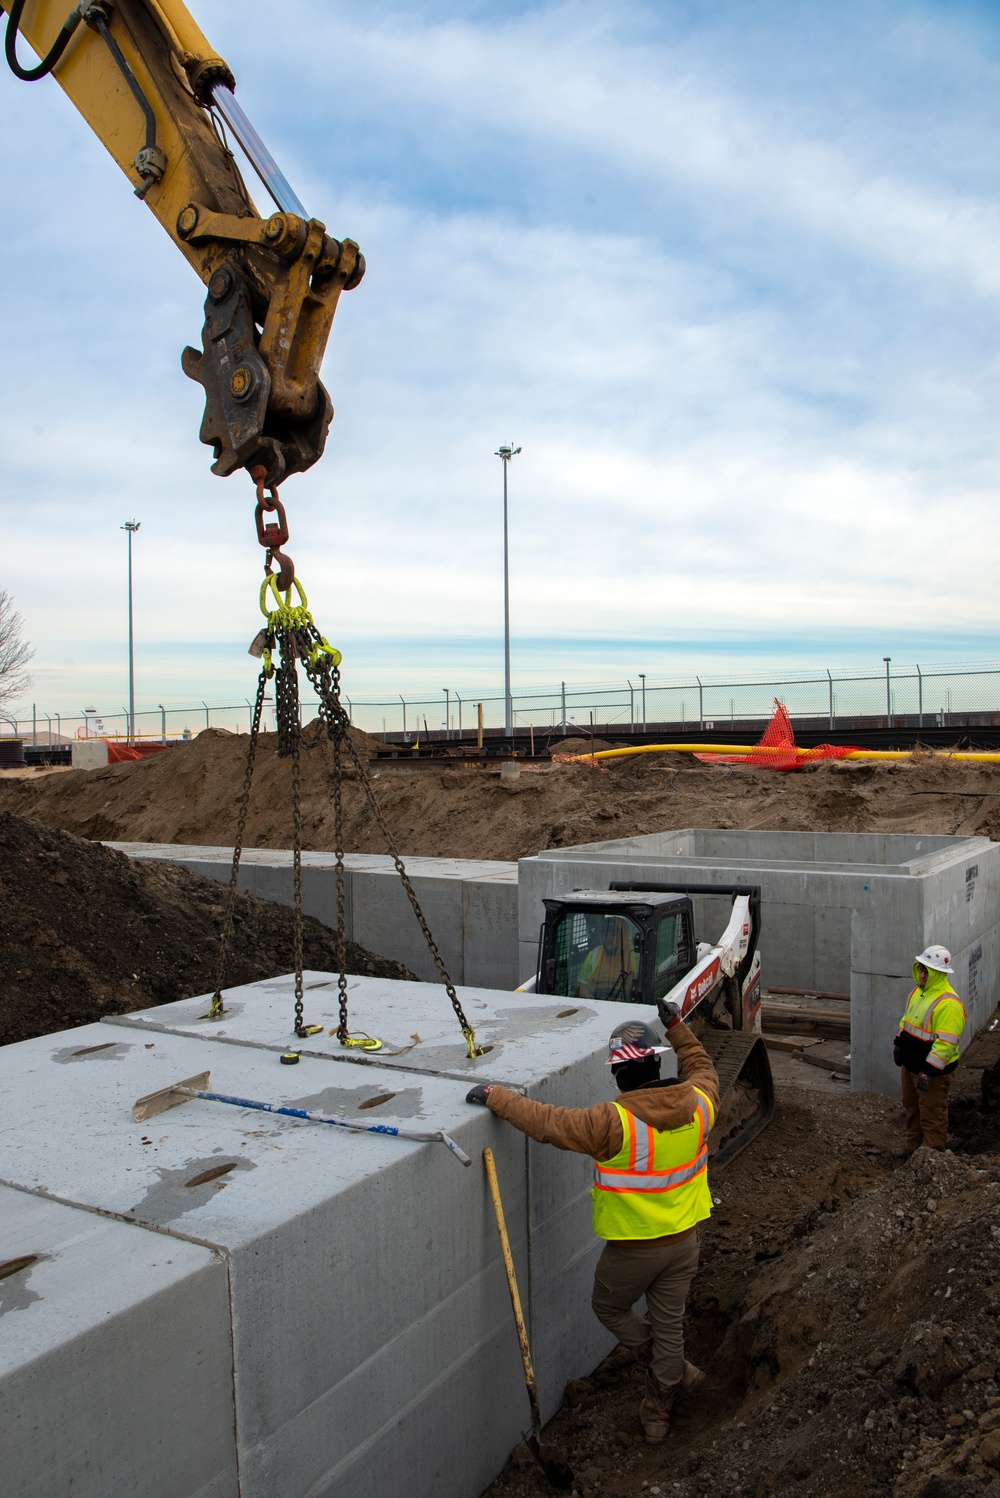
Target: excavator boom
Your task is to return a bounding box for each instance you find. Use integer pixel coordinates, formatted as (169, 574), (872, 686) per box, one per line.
(2, 0), (364, 484)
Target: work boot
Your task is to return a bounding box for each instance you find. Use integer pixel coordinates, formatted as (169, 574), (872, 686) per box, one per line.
(639, 1371), (678, 1445)
(680, 1360), (706, 1396)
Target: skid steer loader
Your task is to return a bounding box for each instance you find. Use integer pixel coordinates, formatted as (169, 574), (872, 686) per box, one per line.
(523, 882), (774, 1167)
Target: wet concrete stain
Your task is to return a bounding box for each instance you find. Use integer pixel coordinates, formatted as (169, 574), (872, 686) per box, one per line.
(126, 1155), (256, 1226)
(0, 1253), (49, 1317)
(291, 1084), (425, 1120)
(51, 1041), (132, 1065)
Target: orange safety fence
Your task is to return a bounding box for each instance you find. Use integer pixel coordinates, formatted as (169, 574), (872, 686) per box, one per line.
(105, 741), (170, 764)
(694, 701), (859, 772)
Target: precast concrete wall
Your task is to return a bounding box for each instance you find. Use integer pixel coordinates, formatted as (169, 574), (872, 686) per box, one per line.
(518, 829), (1000, 1097)
(0, 1184), (237, 1498)
(108, 843), (519, 991)
(0, 978), (654, 1498)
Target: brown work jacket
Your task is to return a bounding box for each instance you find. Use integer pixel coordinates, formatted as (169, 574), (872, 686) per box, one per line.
(486, 1022), (720, 1161)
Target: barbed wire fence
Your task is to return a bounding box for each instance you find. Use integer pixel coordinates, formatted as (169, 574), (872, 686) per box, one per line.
(5, 660), (1000, 746)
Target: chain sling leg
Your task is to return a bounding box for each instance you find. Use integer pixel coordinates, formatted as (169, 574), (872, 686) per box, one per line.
(209, 668), (268, 1018)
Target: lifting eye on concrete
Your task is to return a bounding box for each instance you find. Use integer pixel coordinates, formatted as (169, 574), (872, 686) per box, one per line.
(0, 1255), (39, 1282)
(557, 1009), (579, 1019)
(357, 1092), (396, 1111)
(185, 1163), (238, 1188)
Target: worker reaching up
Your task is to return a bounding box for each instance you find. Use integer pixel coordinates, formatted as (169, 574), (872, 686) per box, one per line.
(893, 945), (967, 1152)
(468, 1007), (718, 1444)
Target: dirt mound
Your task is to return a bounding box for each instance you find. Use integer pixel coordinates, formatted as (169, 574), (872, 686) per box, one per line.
(5, 730), (1000, 860)
(486, 1076), (1000, 1498)
(0, 812), (414, 1047)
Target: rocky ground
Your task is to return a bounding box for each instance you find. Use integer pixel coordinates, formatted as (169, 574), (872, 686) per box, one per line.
(0, 812), (413, 1046)
(4, 729), (1000, 861)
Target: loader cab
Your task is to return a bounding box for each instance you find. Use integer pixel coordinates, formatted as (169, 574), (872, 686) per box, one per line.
(536, 891), (696, 1006)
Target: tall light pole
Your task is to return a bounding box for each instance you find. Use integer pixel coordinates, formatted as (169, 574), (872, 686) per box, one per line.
(122, 520), (140, 741)
(883, 656), (892, 729)
(495, 443), (521, 736)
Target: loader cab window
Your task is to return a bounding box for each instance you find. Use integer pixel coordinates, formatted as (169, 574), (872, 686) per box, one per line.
(548, 911), (643, 1002)
(652, 912), (693, 1001)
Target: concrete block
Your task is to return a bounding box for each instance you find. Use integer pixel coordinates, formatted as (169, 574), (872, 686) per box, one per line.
(463, 873), (519, 990)
(0, 1184), (236, 1498)
(351, 867), (467, 981)
(71, 740), (108, 770)
(0, 1025), (532, 1498)
(110, 844), (518, 993)
(108, 976), (658, 1415)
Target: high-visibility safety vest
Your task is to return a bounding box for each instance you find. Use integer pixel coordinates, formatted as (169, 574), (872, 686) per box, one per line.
(591, 1091), (715, 1241)
(899, 970), (966, 1073)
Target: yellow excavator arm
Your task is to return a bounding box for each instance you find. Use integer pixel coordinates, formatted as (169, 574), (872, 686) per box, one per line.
(1, 0), (364, 485)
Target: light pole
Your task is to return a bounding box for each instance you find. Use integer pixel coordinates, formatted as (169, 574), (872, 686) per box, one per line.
(495, 442), (521, 736)
(883, 657), (892, 728)
(122, 520), (140, 740)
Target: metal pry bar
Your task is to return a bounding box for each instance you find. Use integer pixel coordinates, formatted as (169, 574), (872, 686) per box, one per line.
(132, 1071), (472, 1166)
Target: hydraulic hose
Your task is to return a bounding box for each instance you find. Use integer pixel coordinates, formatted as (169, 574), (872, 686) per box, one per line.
(4, 0), (84, 82)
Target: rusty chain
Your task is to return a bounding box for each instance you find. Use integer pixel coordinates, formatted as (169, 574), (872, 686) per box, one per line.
(235, 474), (480, 1055)
(210, 665), (268, 1018)
(299, 630), (483, 1057)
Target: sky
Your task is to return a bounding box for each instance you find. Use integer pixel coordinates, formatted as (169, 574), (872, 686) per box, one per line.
(3, 0), (1000, 730)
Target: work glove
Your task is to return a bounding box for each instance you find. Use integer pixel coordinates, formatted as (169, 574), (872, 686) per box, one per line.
(657, 999), (682, 1031)
(915, 1072), (932, 1093)
(892, 1036), (904, 1068)
(466, 1083), (495, 1106)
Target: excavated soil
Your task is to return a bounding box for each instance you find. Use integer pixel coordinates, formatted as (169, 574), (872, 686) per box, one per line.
(4, 730), (1000, 859)
(485, 1023), (1000, 1498)
(0, 812), (414, 1047)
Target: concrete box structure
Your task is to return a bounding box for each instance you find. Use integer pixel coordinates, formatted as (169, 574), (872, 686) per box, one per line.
(518, 829), (1000, 1096)
(107, 975), (653, 1415)
(109, 843), (519, 991)
(0, 1184), (237, 1498)
(1, 979), (653, 1498)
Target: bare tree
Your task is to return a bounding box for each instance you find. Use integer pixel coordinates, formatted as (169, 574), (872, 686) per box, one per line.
(0, 590), (33, 721)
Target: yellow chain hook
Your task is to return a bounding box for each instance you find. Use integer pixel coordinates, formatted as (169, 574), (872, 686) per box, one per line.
(462, 1025), (484, 1059)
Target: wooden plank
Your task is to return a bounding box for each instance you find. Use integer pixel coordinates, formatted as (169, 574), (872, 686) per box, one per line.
(766, 985), (851, 1002)
(764, 1035), (824, 1054)
(795, 1046), (851, 1078)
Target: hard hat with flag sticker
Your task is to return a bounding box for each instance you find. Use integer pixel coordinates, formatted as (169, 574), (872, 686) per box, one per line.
(914, 944), (954, 974)
(606, 1018), (669, 1066)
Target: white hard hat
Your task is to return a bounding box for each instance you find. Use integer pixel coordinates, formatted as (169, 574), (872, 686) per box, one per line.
(915, 945), (954, 974)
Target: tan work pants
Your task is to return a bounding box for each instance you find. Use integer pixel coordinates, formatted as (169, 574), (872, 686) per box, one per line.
(901, 1068), (952, 1151)
(591, 1228), (700, 1390)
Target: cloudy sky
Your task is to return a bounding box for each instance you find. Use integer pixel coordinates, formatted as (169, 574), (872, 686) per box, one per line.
(3, 0), (1000, 730)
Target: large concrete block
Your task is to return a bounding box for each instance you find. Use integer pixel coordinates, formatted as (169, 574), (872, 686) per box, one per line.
(111, 844), (519, 992)
(108, 976), (658, 1415)
(350, 867), (467, 981)
(463, 872), (519, 990)
(0, 1026), (530, 1498)
(0, 1183), (237, 1498)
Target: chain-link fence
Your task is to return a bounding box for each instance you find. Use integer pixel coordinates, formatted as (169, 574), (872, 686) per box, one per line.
(6, 660), (1000, 745)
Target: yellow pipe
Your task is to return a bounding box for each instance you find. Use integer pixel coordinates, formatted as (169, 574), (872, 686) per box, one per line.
(555, 743), (1000, 765)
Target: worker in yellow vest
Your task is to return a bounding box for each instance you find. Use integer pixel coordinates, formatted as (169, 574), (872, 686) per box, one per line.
(467, 1010), (718, 1444)
(892, 944), (967, 1152)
